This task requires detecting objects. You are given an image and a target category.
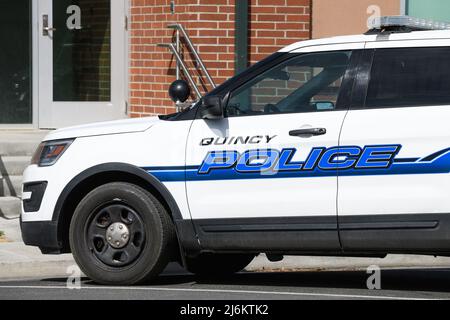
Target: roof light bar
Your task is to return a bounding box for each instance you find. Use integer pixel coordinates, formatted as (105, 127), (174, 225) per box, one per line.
(369, 15), (450, 31)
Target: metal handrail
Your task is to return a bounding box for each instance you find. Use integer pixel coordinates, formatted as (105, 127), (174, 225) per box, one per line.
(157, 43), (202, 99)
(168, 23), (217, 89)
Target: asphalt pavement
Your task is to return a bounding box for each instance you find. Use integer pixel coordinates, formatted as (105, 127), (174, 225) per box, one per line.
(2, 218), (450, 300)
(0, 266), (450, 300)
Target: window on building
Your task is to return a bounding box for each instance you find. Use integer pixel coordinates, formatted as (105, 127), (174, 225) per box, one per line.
(227, 51), (352, 117)
(0, 0), (32, 124)
(406, 0), (450, 22)
(366, 47), (450, 108)
(53, 0), (111, 102)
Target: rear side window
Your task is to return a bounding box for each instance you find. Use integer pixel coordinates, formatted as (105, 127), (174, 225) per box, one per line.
(366, 47), (450, 108)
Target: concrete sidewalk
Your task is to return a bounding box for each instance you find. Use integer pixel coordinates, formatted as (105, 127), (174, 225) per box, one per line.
(247, 254), (450, 272)
(1, 217), (450, 280)
(0, 242), (75, 279)
(0, 218), (75, 279)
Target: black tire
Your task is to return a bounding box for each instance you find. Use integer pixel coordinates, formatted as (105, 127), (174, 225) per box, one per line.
(69, 182), (176, 285)
(186, 253), (255, 277)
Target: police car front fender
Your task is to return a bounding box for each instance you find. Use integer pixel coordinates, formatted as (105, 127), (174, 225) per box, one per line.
(51, 162), (200, 255)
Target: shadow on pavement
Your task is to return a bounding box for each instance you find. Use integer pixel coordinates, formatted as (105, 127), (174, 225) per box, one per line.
(41, 266), (450, 294)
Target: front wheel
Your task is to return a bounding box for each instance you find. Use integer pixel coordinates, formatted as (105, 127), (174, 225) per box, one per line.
(186, 253), (255, 277)
(69, 182), (176, 285)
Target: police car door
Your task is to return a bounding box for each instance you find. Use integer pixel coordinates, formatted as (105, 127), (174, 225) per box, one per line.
(338, 42), (450, 252)
(186, 46), (362, 251)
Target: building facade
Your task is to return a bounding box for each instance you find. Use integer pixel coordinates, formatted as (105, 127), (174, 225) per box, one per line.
(129, 0), (311, 119)
(0, 0), (449, 128)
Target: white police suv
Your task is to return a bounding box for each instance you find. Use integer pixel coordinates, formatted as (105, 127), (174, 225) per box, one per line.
(21, 17), (450, 284)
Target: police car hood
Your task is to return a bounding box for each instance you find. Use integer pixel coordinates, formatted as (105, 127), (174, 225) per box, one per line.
(43, 117), (161, 141)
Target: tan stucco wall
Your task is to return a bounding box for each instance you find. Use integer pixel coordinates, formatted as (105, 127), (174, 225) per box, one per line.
(312, 0), (401, 38)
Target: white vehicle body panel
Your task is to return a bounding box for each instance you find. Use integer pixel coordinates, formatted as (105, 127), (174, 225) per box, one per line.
(290, 42), (366, 53)
(22, 119), (193, 222)
(339, 106), (450, 216)
(339, 38), (450, 217)
(43, 117), (160, 141)
(184, 41), (364, 220)
(185, 112), (347, 220)
(280, 30), (450, 53)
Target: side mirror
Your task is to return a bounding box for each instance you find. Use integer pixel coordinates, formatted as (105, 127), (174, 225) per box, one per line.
(313, 101), (335, 111)
(168, 80), (190, 103)
(200, 96), (224, 120)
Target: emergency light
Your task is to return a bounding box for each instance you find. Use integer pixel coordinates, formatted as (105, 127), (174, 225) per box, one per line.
(368, 15), (450, 33)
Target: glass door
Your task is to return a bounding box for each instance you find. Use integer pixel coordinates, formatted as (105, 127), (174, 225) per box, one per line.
(38, 0), (127, 128)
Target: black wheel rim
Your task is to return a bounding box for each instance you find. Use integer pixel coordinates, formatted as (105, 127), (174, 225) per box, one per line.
(86, 202), (146, 267)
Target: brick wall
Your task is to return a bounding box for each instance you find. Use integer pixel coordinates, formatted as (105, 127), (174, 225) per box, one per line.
(129, 0), (311, 118)
(74, 0), (111, 102)
(248, 0), (310, 64)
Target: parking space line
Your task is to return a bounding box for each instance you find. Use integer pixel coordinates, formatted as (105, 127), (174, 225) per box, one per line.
(0, 285), (441, 300)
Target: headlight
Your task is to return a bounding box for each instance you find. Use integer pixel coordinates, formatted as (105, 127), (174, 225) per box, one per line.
(31, 139), (74, 167)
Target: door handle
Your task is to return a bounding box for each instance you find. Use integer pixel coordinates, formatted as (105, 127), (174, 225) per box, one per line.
(289, 128), (327, 137)
(42, 14), (56, 36)
(44, 27), (57, 33)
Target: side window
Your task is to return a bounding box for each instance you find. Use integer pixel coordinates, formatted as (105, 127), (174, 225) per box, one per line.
(226, 51), (352, 117)
(366, 47), (450, 108)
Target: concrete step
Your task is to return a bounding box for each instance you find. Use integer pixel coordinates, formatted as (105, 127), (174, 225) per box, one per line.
(0, 175), (22, 197)
(0, 130), (49, 156)
(0, 156), (31, 176)
(0, 217), (22, 242)
(0, 141), (40, 157)
(0, 197), (21, 219)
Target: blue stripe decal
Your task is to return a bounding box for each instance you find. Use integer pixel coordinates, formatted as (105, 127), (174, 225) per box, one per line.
(393, 158), (419, 163)
(143, 147), (450, 182)
(420, 147), (450, 162)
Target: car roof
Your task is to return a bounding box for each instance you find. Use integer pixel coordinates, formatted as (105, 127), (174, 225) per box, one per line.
(279, 30), (450, 52)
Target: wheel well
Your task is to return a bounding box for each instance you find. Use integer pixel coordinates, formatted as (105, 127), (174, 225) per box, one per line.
(57, 171), (175, 253)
